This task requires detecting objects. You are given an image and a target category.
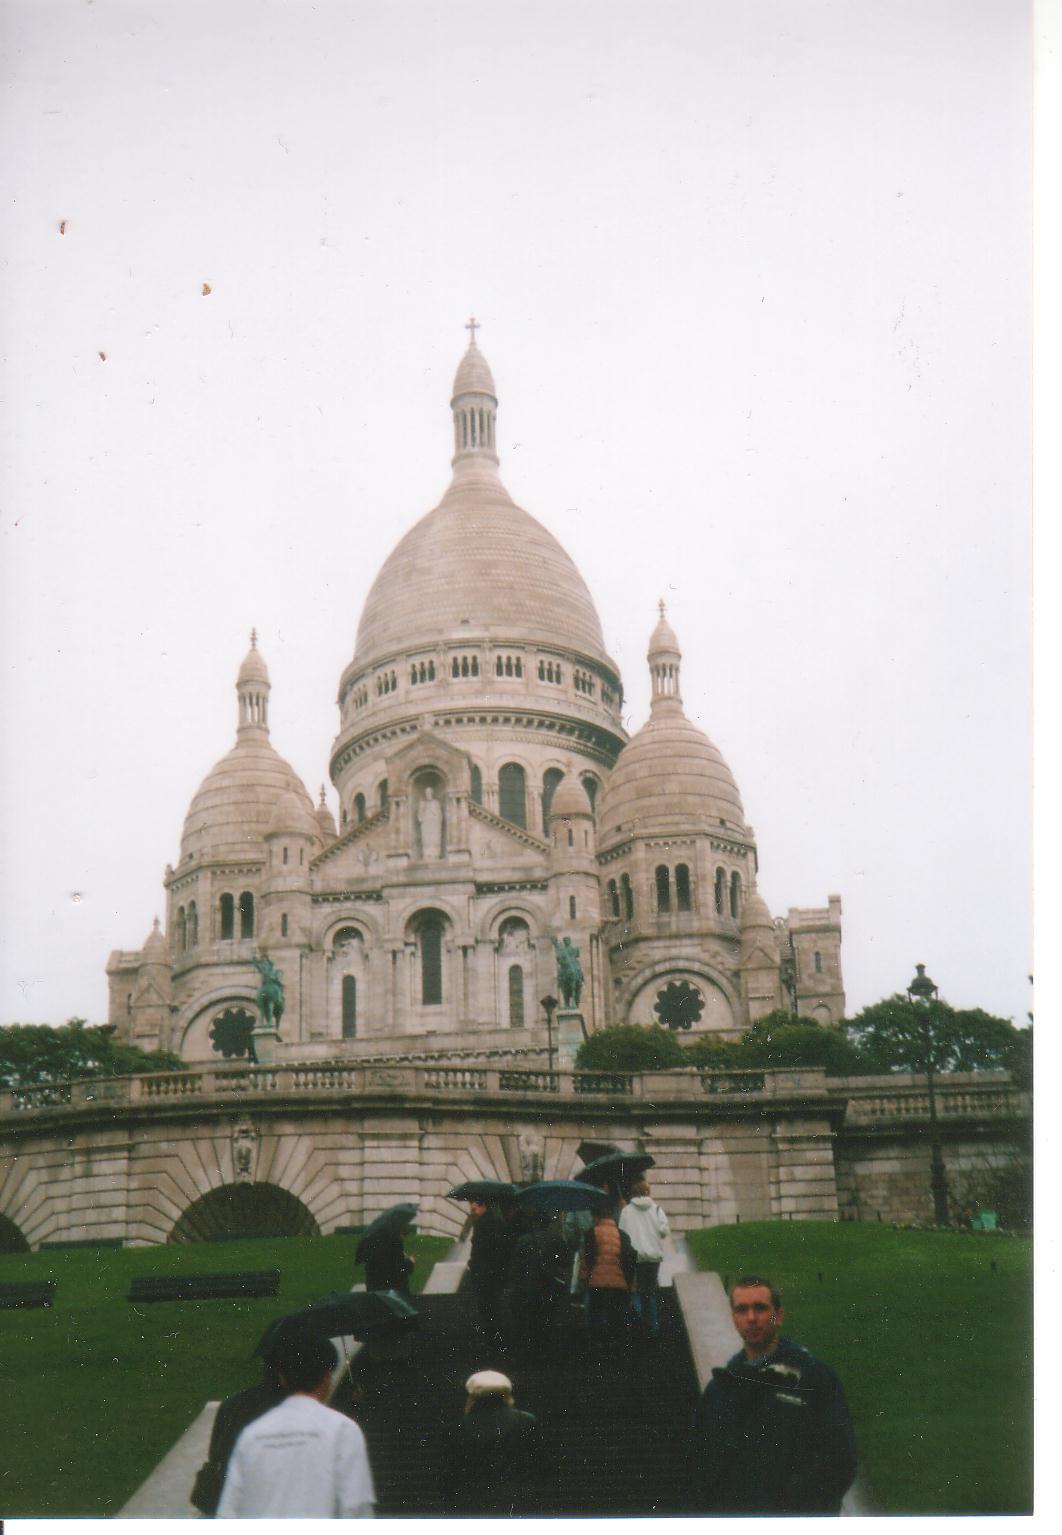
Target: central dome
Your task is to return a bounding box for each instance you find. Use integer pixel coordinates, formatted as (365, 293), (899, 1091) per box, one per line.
(354, 475), (608, 669)
(351, 335), (610, 673)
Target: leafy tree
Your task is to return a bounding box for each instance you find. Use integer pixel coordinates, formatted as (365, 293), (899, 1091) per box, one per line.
(0, 1019), (183, 1089)
(844, 996), (1028, 1077)
(574, 1024), (685, 1072)
(737, 1011), (869, 1074)
(682, 1034), (746, 1070)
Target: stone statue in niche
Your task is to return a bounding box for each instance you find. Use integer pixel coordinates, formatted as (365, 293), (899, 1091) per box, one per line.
(517, 1127), (544, 1183)
(417, 785), (443, 859)
(232, 1116), (258, 1184)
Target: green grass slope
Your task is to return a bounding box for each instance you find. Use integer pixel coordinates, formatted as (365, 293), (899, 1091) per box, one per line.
(0, 1233), (450, 1518)
(686, 1221), (1032, 1515)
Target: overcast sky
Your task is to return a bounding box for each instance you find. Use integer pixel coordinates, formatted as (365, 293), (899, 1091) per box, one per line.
(0, 0), (1032, 1030)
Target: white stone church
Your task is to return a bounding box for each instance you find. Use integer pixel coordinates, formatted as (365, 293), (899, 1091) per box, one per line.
(107, 331), (844, 1064)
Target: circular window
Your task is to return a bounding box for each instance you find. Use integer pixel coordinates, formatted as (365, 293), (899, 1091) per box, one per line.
(209, 1007), (257, 1059)
(653, 980), (705, 1031)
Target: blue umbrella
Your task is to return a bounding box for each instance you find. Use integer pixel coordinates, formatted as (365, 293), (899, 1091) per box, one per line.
(515, 1179), (610, 1213)
(448, 1179), (518, 1202)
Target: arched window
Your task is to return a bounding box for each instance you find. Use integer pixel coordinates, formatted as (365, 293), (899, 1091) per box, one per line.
(814, 950), (823, 974)
(580, 774), (599, 811)
(729, 871), (741, 918)
(354, 792), (366, 823)
(419, 917), (443, 1005)
(282, 845), (289, 865)
(239, 891), (255, 939)
(569, 895), (577, 918)
(676, 864), (691, 912)
(176, 906), (187, 953)
(499, 763), (527, 828)
(608, 879), (620, 918)
(655, 865), (671, 913)
(452, 657), (460, 678)
(188, 901), (198, 946)
(567, 827), (574, 847)
(378, 779), (389, 811)
(622, 873), (634, 920)
(220, 893), (235, 940)
(280, 913), (288, 938)
(714, 868), (726, 915)
(470, 763), (483, 805)
(542, 767), (564, 829)
(508, 965), (525, 1028)
(342, 975), (357, 1038)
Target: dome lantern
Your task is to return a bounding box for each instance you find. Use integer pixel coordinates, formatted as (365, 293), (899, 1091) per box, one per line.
(648, 600), (683, 713)
(450, 317), (499, 472)
(237, 629), (270, 736)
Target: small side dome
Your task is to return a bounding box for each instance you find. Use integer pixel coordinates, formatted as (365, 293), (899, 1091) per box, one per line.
(142, 916), (167, 960)
(315, 786), (337, 842)
(266, 790), (321, 841)
(740, 887), (774, 933)
(549, 775), (594, 819)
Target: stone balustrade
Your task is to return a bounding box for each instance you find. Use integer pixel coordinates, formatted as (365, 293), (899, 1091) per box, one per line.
(0, 1063), (1027, 1124)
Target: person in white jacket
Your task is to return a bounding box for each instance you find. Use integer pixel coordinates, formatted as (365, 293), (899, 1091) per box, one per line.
(618, 1179), (670, 1339)
(216, 1335), (375, 1519)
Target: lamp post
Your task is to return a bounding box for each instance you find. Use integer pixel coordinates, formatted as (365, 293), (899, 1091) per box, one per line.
(540, 994), (558, 1076)
(907, 963), (950, 1225)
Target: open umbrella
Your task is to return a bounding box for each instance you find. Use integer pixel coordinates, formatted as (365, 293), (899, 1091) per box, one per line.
(253, 1288), (418, 1358)
(576, 1140), (621, 1165)
(578, 1151), (655, 1191)
(354, 1202), (417, 1263)
(447, 1179), (518, 1202)
(515, 1179), (611, 1213)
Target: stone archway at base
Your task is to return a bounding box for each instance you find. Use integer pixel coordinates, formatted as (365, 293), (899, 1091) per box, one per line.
(168, 1182), (321, 1244)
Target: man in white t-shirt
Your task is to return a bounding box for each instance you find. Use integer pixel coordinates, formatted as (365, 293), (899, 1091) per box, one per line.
(217, 1335), (375, 1519)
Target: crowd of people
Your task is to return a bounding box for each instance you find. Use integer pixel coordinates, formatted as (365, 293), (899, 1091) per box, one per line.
(190, 1186), (857, 1518)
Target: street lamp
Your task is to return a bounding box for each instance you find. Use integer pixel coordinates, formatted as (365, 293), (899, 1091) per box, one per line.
(540, 994), (559, 1075)
(907, 963), (950, 1225)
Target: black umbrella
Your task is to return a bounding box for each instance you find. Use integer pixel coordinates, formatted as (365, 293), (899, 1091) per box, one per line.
(576, 1140), (621, 1165)
(354, 1202), (417, 1263)
(515, 1179), (611, 1213)
(578, 1151), (656, 1190)
(253, 1288), (418, 1358)
(448, 1179), (518, 1202)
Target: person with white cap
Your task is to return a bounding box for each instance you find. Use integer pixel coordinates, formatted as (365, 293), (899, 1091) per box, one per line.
(441, 1369), (543, 1516)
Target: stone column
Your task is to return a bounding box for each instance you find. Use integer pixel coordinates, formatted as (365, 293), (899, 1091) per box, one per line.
(770, 1116), (840, 1220)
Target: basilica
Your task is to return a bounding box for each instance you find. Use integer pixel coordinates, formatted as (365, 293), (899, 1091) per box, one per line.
(107, 332), (844, 1064)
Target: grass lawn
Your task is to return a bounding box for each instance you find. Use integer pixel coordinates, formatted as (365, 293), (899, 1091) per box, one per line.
(686, 1221), (1032, 1515)
(0, 1232), (450, 1518)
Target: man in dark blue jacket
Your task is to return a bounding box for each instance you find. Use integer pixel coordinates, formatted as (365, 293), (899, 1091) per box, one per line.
(689, 1274), (857, 1514)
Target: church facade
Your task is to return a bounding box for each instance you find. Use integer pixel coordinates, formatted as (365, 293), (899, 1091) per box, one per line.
(107, 333), (844, 1064)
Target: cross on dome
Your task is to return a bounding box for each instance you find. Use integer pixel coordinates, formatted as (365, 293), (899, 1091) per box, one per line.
(465, 315), (480, 343)
(250, 628), (258, 649)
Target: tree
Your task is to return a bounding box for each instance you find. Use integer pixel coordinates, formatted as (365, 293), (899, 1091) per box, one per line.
(844, 996), (1029, 1077)
(737, 1011), (870, 1074)
(574, 1024), (685, 1072)
(0, 1020), (183, 1089)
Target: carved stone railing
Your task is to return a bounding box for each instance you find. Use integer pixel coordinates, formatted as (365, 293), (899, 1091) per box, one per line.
(0, 1063), (1029, 1125)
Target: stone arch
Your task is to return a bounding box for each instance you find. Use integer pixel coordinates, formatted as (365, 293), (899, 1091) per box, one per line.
(0, 1212), (30, 1253)
(169, 1181), (320, 1244)
(810, 1001), (833, 1024)
(621, 957), (741, 1035)
(329, 923), (369, 1040)
(320, 908), (384, 951)
(179, 991), (260, 1062)
(405, 907), (452, 1010)
(479, 895), (547, 944)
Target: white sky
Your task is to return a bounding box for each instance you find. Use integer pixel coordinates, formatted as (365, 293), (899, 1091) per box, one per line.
(0, 0), (1033, 1029)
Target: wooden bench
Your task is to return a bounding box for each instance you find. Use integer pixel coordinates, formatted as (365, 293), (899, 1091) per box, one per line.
(0, 1280), (57, 1310)
(126, 1269), (280, 1303)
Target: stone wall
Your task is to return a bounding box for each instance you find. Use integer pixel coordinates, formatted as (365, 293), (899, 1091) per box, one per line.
(0, 1067), (1028, 1250)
